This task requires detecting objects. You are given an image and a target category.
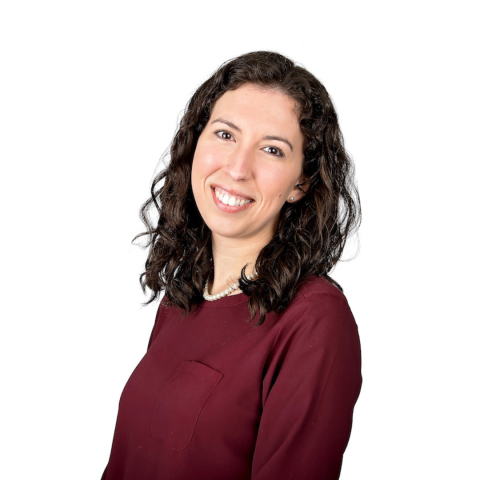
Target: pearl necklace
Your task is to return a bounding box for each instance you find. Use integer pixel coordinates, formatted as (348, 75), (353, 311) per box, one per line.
(203, 272), (258, 301)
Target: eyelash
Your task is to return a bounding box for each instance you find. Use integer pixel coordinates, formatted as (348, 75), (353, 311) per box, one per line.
(213, 129), (285, 158)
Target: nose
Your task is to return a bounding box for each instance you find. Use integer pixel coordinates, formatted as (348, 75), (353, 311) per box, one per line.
(223, 146), (253, 182)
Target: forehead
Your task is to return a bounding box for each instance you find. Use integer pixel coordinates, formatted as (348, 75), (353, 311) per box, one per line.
(209, 83), (302, 139)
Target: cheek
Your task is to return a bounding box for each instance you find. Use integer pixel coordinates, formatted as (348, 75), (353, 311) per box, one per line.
(195, 143), (222, 169)
(191, 144), (221, 200)
(258, 166), (296, 202)
(193, 143), (222, 175)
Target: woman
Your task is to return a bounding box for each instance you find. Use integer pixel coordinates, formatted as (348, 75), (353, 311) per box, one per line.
(101, 51), (362, 480)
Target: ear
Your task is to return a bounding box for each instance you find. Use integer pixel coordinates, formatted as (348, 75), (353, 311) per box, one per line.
(288, 175), (310, 203)
(296, 175), (310, 195)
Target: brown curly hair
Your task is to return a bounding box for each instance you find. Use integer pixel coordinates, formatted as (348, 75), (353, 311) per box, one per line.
(133, 51), (361, 326)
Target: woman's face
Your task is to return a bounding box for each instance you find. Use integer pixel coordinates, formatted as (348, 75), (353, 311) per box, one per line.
(191, 83), (306, 246)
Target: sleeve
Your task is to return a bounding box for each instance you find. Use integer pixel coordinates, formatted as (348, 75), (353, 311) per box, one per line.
(100, 296), (171, 480)
(251, 293), (362, 480)
(146, 294), (170, 350)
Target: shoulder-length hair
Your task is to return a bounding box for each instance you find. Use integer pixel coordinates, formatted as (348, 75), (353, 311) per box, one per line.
(133, 51), (361, 326)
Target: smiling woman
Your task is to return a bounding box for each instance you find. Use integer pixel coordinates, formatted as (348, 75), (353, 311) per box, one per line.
(101, 51), (362, 480)
(191, 85), (307, 267)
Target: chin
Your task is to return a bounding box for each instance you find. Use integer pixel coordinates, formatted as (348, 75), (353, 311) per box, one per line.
(210, 226), (245, 239)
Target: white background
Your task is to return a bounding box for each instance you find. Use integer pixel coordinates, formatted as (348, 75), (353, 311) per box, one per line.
(1, 1), (479, 479)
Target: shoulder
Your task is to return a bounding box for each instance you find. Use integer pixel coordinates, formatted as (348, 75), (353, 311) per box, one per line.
(266, 276), (361, 384)
(273, 276), (356, 345)
(288, 275), (351, 319)
(297, 275), (347, 304)
(147, 293), (180, 349)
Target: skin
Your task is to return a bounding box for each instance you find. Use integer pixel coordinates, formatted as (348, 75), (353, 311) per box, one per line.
(191, 83), (309, 296)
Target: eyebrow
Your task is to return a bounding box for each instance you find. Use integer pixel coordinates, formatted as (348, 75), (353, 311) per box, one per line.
(211, 117), (294, 152)
(262, 135), (293, 152)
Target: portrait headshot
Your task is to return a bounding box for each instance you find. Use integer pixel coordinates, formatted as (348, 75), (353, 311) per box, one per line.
(100, 50), (362, 479)
(1, 1), (478, 480)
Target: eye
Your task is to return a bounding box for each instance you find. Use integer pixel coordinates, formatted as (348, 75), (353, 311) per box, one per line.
(263, 146), (285, 158)
(214, 130), (234, 141)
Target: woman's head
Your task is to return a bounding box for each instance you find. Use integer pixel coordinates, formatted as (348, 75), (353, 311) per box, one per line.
(191, 83), (307, 247)
(135, 51), (361, 325)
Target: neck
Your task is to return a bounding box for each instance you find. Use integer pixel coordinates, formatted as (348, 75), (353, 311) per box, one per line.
(209, 232), (270, 296)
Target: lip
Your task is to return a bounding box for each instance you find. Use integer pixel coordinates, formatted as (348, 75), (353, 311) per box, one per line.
(210, 184), (254, 200)
(210, 186), (256, 213)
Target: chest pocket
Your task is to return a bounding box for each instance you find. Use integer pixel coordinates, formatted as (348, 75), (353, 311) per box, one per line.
(150, 360), (224, 450)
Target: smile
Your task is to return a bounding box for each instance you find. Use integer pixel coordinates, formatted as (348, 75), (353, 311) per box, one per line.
(210, 186), (255, 213)
(213, 186), (253, 206)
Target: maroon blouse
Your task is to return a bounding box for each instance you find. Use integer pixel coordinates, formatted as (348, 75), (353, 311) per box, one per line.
(101, 276), (362, 479)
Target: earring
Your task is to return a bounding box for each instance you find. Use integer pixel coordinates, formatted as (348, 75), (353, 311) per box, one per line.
(290, 197), (294, 202)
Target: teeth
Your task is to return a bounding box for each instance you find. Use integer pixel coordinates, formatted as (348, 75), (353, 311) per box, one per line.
(214, 187), (252, 206)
